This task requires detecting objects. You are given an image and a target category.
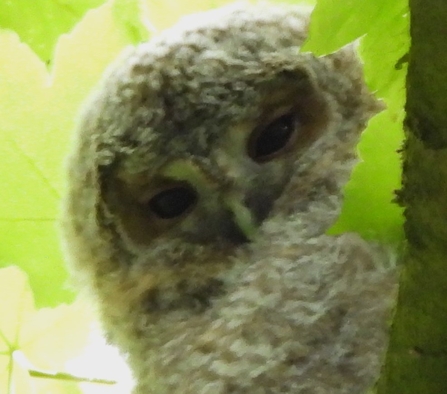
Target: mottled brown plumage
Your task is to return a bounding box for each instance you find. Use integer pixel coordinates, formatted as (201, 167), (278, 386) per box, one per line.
(60, 3), (397, 393)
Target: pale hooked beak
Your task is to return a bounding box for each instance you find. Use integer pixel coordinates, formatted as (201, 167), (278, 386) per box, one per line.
(214, 143), (259, 242)
(223, 192), (258, 242)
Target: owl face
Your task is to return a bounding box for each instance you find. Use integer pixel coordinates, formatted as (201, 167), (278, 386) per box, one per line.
(87, 27), (335, 318)
(104, 70), (330, 250)
(69, 5), (337, 255)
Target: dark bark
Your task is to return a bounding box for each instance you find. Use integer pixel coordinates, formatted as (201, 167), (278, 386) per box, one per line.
(377, 0), (447, 392)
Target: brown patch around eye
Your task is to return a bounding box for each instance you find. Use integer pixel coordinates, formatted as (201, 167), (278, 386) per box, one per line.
(104, 177), (198, 246)
(247, 111), (299, 162)
(249, 74), (330, 163)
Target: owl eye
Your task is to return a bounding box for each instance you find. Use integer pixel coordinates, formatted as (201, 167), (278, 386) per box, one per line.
(248, 112), (298, 162)
(148, 184), (197, 219)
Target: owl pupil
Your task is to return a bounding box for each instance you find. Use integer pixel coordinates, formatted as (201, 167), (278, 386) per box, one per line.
(149, 186), (197, 219)
(249, 113), (296, 161)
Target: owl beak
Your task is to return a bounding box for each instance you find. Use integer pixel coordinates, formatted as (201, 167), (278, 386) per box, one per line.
(223, 192), (258, 242)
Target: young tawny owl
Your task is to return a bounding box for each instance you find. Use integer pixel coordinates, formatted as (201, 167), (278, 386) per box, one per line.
(60, 3), (398, 393)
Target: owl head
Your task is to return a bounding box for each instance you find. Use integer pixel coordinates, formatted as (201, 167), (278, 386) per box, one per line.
(61, 4), (384, 385)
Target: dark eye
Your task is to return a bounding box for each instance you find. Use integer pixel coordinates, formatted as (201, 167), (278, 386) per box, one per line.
(148, 185), (197, 219)
(248, 112), (298, 162)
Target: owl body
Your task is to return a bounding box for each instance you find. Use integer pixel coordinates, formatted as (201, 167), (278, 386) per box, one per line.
(61, 3), (397, 393)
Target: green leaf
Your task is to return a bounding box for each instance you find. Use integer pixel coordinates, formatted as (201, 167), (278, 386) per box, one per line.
(21, 303), (92, 370)
(329, 109), (404, 243)
(0, 1), (135, 307)
(360, 2), (409, 109)
(303, 0), (405, 55)
(0, 267), (34, 355)
(0, 0), (106, 63)
(112, 0), (150, 43)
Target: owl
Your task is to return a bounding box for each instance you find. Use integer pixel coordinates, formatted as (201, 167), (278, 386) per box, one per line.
(60, 3), (398, 393)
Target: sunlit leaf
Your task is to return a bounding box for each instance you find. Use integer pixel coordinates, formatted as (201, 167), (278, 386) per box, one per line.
(112, 0), (150, 43)
(21, 302), (92, 369)
(0, 267), (34, 353)
(10, 353), (33, 394)
(0, 267), (91, 394)
(360, 2), (409, 109)
(0, 0), (106, 62)
(0, 1), (135, 307)
(329, 109), (404, 243)
(303, 0), (403, 55)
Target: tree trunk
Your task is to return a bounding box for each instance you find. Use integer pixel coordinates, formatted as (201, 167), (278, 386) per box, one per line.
(377, 0), (447, 392)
